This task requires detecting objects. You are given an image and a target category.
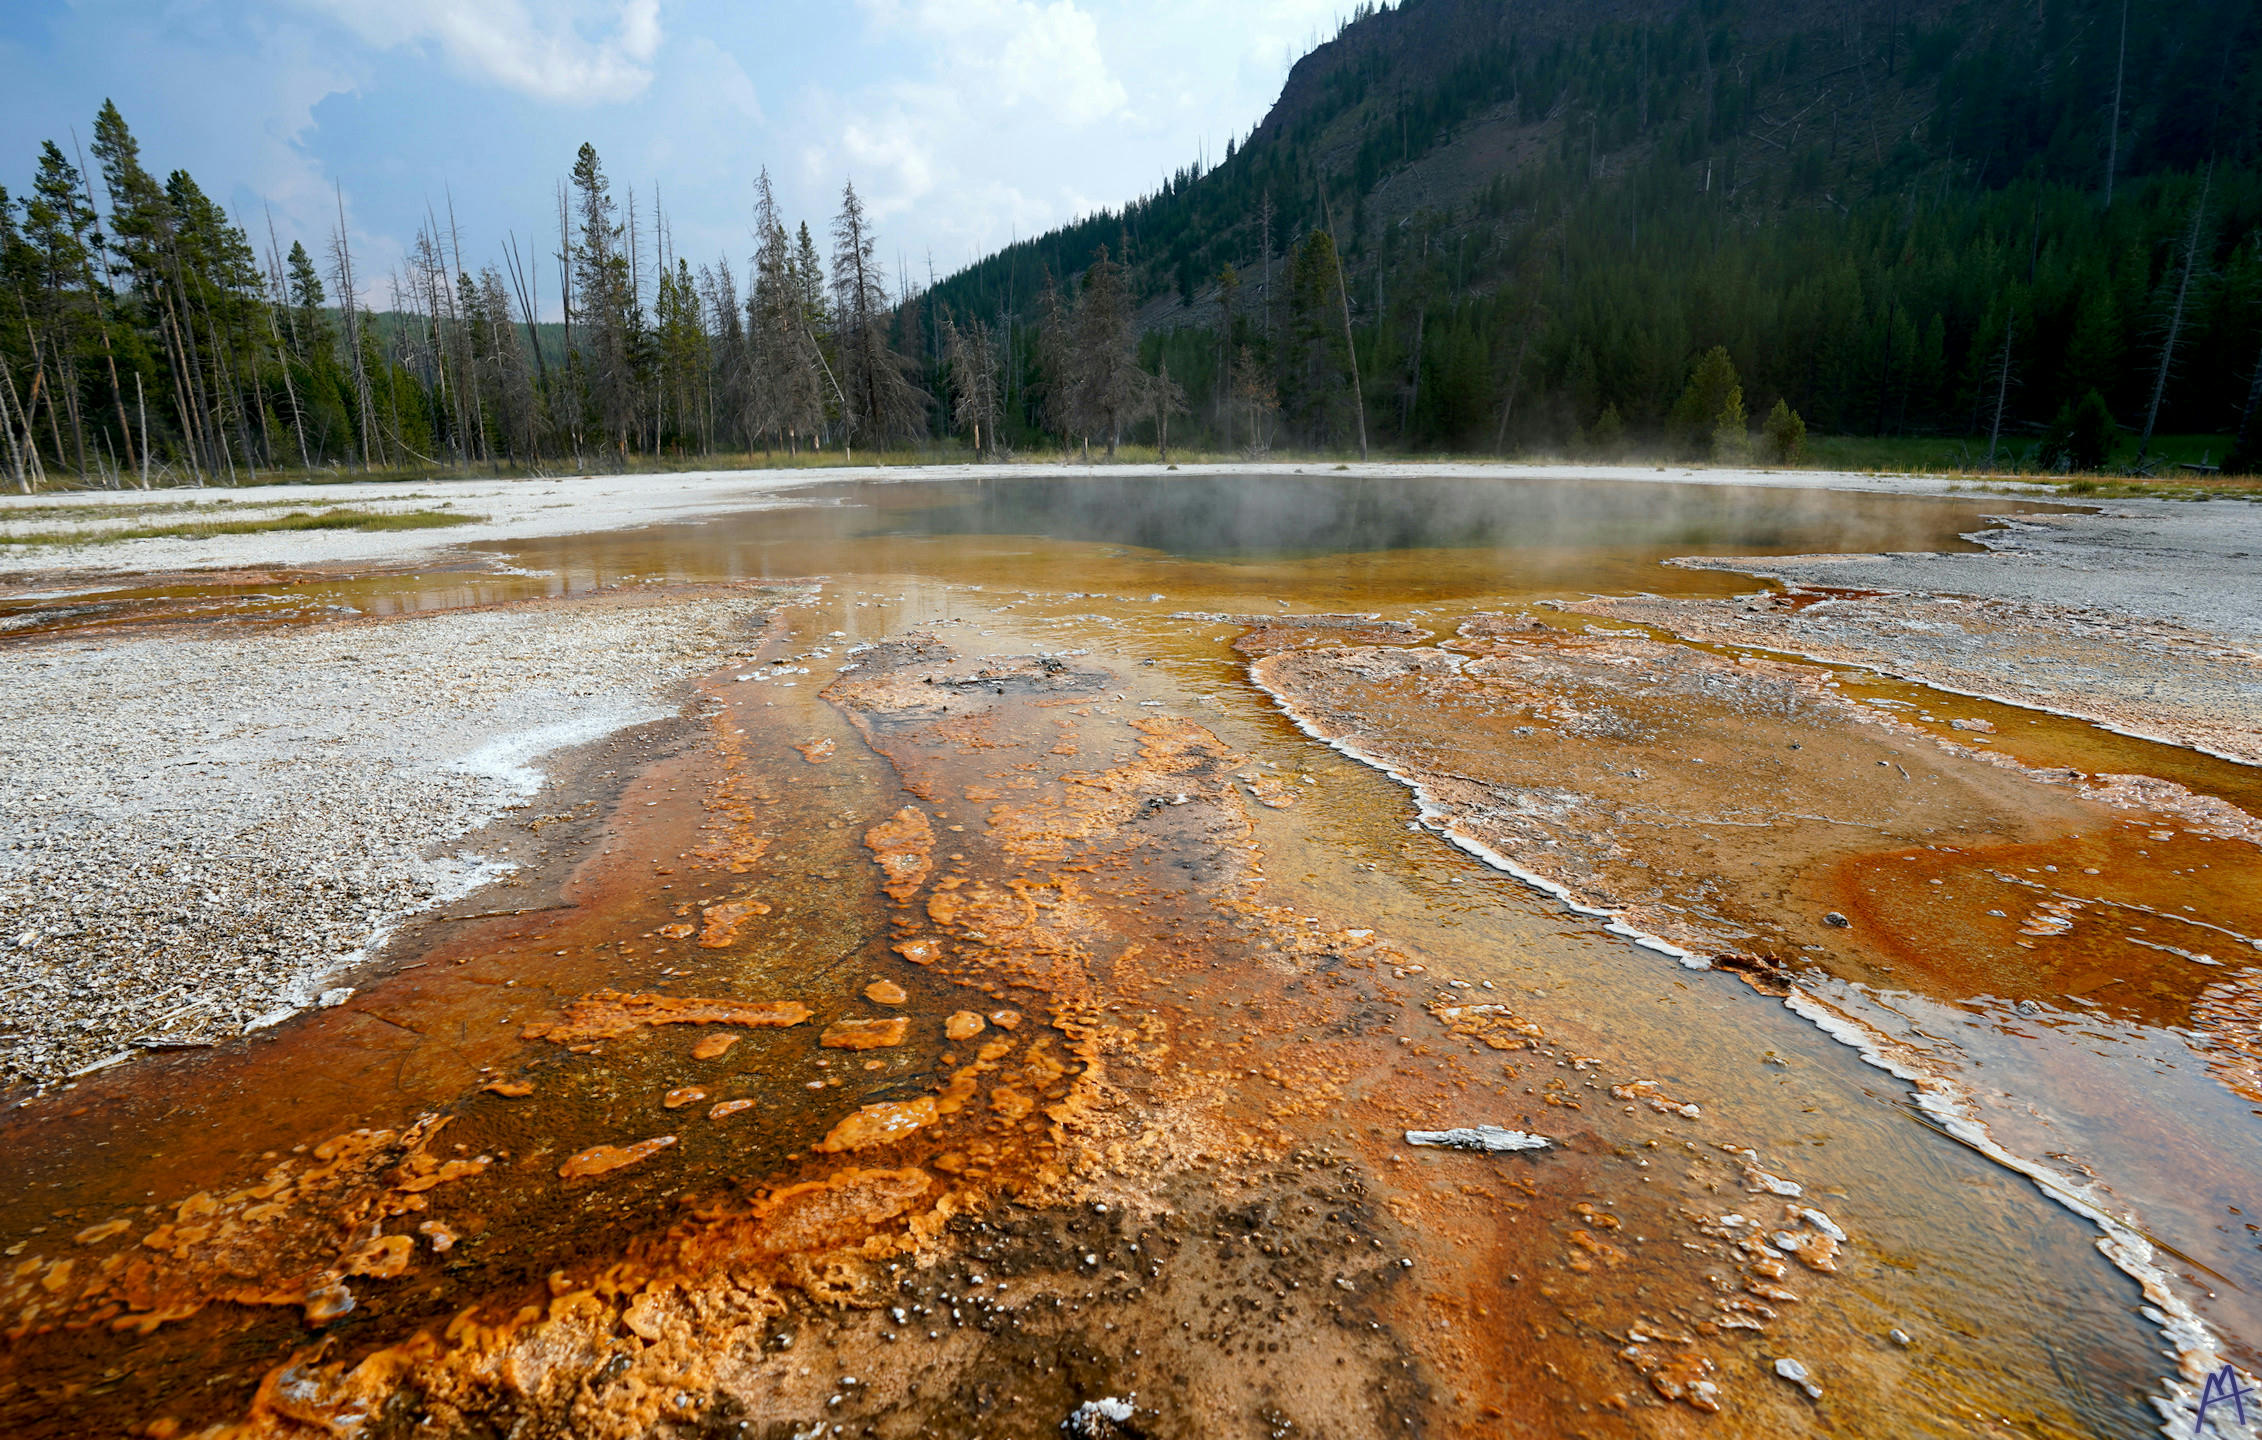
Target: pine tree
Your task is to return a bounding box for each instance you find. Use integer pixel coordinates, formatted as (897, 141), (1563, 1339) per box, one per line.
(1064, 246), (1142, 456)
(570, 142), (638, 465)
(1760, 398), (1807, 464)
(829, 181), (926, 448)
(1711, 383), (1751, 463)
(1670, 346), (1740, 460)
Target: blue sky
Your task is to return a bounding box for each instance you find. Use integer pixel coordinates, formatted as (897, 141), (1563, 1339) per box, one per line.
(0, 0), (1351, 311)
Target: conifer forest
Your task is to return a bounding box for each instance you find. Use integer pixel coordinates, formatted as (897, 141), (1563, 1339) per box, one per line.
(4, 0), (2261, 487)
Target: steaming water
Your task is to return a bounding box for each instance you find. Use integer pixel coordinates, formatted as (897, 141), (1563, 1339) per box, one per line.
(2, 471), (2250, 1439)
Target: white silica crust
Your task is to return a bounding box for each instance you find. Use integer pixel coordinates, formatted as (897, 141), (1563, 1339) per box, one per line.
(0, 589), (784, 1087)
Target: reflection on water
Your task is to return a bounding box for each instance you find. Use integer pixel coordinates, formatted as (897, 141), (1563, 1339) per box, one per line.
(2, 471), (2249, 1439)
(854, 472), (2022, 560)
(0, 473), (2058, 639)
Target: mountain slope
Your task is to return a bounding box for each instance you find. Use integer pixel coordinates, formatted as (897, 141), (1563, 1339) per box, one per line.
(927, 0), (2262, 461)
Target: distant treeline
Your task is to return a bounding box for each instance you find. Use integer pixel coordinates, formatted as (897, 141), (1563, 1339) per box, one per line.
(0, 101), (958, 488)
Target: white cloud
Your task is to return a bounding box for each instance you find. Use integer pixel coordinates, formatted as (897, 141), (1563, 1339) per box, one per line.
(289, 0), (664, 103)
(780, 0), (1365, 272)
(859, 0), (1126, 126)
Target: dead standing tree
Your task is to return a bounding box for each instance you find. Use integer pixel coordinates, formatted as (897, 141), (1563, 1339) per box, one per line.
(1318, 186), (1369, 460)
(2137, 164), (2213, 467)
(1986, 306), (2017, 470)
(942, 311), (1002, 458)
(1147, 357), (1188, 461)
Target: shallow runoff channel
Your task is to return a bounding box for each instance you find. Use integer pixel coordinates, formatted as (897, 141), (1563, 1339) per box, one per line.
(1, 471), (2253, 1440)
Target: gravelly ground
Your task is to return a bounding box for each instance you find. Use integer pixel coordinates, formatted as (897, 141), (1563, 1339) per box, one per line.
(0, 586), (785, 1089)
(1573, 586), (2262, 766)
(1595, 501), (2262, 765)
(1674, 502), (2262, 641)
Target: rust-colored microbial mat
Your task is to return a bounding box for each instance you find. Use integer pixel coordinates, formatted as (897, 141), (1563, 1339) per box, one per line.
(0, 474), (2245, 1440)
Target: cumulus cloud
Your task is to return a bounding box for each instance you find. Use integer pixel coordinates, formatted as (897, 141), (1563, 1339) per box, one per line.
(288, 0), (664, 103)
(859, 0), (1126, 126)
(782, 0), (1362, 269)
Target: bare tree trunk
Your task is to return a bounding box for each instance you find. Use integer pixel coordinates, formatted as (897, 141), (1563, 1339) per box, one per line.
(1403, 308), (1424, 436)
(1319, 187), (1369, 461)
(269, 305), (309, 471)
(11, 362), (50, 489)
(1492, 328), (1533, 456)
(805, 322), (851, 464)
(152, 292), (207, 481)
(1987, 311), (2016, 469)
(73, 136), (138, 476)
(135, 371), (150, 489)
(196, 301), (244, 484)
(2138, 166), (2211, 465)
(23, 334), (70, 480)
(263, 212), (313, 471)
(62, 358), (90, 479)
(0, 360), (32, 492)
(2104, 0), (2127, 208)
(2235, 337), (2262, 467)
(445, 194), (490, 463)
(333, 187), (381, 470)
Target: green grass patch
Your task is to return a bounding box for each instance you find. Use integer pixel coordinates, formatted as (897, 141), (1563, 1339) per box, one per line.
(0, 494), (386, 523)
(1799, 431), (2250, 481)
(0, 508), (481, 548)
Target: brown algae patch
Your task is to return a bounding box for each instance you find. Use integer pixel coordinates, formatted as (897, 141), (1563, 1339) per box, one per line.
(813, 1097), (940, 1152)
(819, 1017), (911, 1050)
(862, 805), (935, 901)
(694, 898), (769, 948)
(944, 1010), (987, 1040)
(0, 1116), (492, 1339)
(520, 990), (811, 1045)
(559, 1135), (679, 1179)
(689, 1032), (740, 1061)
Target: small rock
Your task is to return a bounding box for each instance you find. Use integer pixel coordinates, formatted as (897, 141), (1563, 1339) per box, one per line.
(1823, 912), (1850, 928)
(1773, 1357), (1822, 1399)
(1405, 1126), (1550, 1153)
(1064, 1396), (1137, 1438)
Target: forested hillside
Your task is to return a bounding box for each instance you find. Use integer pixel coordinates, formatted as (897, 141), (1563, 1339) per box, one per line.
(932, 0), (2262, 470)
(4, 0), (2261, 487)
